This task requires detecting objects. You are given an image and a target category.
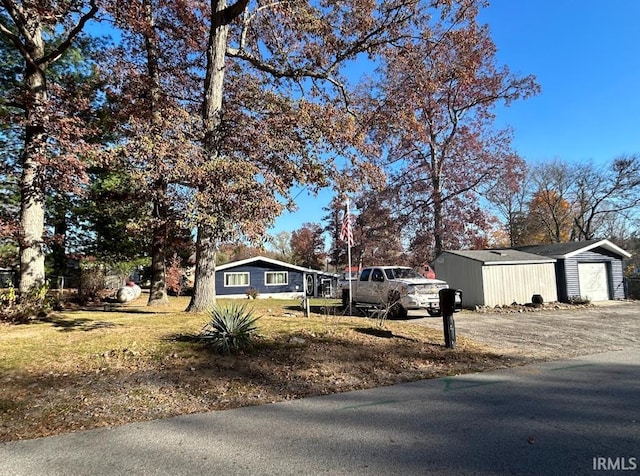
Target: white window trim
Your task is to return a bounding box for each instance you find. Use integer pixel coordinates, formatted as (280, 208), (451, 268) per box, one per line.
(265, 271), (288, 286)
(224, 272), (250, 287)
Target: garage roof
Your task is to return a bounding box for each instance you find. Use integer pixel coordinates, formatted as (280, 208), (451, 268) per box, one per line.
(442, 249), (556, 265)
(516, 239), (631, 259)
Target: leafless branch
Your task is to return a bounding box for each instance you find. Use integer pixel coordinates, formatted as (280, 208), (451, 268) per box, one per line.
(42, 0), (99, 66)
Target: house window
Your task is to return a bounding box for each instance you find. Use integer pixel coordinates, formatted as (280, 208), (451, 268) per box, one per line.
(224, 272), (250, 287)
(265, 271), (288, 286)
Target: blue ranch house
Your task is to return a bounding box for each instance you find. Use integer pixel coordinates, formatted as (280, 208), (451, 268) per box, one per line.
(215, 256), (338, 299)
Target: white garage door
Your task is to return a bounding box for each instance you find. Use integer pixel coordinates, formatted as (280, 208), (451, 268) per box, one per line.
(578, 262), (609, 301)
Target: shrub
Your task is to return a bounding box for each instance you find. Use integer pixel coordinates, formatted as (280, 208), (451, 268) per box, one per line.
(246, 287), (259, 299)
(78, 262), (106, 303)
(166, 255), (183, 296)
(199, 303), (260, 354)
(0, 281), (53, 323)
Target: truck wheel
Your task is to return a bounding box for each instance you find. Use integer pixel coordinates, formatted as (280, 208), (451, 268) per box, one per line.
(389, 302), (408, 319)
(387, 291), (408, 319)
(427, 309), (441, 317)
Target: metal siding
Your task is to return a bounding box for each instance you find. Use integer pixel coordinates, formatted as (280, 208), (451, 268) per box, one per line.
(435, 253), (485, 307)
(576, 250), (616, 262)
(482, 263), (557, 307)
(610, 260), (626, 299)
(462, 261), (485, 308)
(563, 258), (581, 300)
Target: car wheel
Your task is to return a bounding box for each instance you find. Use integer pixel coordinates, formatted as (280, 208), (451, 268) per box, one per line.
(427, 309), (442, 317)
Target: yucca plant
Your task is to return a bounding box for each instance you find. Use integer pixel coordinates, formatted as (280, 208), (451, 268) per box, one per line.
(199, 303), (260, 354)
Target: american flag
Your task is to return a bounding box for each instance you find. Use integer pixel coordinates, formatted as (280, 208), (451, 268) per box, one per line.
(340, 211), (355, 247)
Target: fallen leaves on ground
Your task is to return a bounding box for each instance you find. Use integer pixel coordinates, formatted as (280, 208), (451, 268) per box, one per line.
(0, 321), (523, 442)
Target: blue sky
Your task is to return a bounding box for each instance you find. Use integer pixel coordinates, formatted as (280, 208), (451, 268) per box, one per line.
(269, 0), (640, 237)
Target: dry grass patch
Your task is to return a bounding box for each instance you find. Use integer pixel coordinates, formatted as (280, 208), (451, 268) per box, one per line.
(1, 294), (518, 442)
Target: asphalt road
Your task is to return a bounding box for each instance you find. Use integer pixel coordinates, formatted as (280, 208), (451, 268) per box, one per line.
(1, 348), (639, 475)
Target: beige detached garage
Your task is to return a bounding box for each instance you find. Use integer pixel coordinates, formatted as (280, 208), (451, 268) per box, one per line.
(434, 250), (558, 308)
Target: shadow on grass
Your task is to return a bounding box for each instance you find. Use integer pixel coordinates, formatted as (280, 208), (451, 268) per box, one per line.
(282, 305), (303, 313)
(355, 327), (394, 338)
(41, 316), (120, 332)
(282, 304), (371, 319)
(167, 333), (201, 344)
(103, 308), (162, 314)
(58, 301), (164, 315)
(96, 303), (161, 314)
(353, 327), (419, 341)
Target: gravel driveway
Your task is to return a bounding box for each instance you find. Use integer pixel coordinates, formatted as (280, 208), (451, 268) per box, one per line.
(413, 300), (640, 361)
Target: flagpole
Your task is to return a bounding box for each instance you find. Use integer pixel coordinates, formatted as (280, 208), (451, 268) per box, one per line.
(346, 197), (353, 316)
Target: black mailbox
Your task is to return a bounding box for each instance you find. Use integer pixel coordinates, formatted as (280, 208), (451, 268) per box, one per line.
(439, 288), (459, 349)
(439, 288), (458, 316)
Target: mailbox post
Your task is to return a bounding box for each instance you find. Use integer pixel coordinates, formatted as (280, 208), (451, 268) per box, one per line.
(439, 288), (459, 349)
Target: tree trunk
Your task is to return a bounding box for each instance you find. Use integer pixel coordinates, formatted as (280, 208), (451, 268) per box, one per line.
(144, 0), (169, 306)
(51, 199), (68, 286)
(431, 149), (444, 258)
(19, 29), (47, 294)
(20, 153), (46, 294)
(186, 0), (229, 312)
(433, 189), (444, 257)
(186, 224), (217, 312)
(148, 181), (169, 306)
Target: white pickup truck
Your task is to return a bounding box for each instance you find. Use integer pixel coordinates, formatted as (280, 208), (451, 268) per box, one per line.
(343, 266), (458, 318)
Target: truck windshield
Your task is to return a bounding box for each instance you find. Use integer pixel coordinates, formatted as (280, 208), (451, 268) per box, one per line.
(385, 268), (422, 280)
